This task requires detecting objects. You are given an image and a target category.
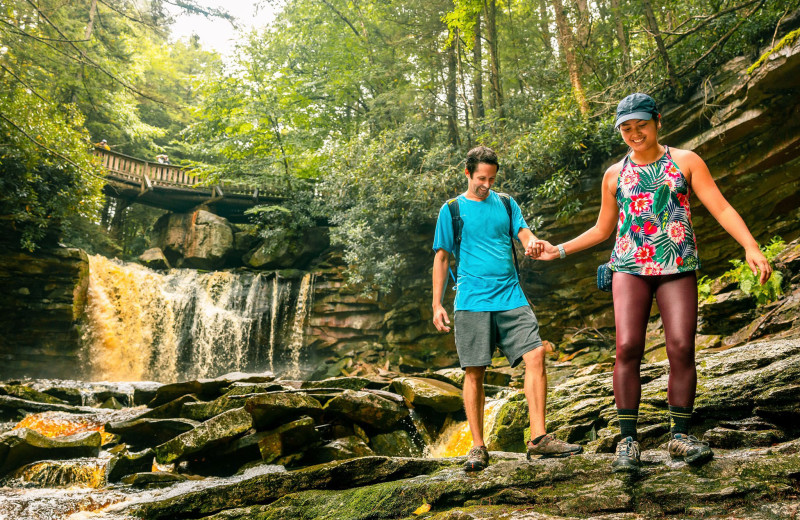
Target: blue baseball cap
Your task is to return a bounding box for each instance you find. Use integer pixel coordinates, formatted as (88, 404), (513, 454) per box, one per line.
(615, 93), (659, 129)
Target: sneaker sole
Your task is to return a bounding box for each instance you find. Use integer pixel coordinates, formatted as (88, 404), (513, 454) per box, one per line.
(528, 447), (583, 460)
(611, 463), (640, 473)
(679, 450), (713, 466)
(464, 461), (487, 472)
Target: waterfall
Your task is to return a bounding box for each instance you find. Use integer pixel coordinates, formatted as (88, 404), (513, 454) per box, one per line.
(426, 399), (506, 457)
(81, 255), (314, 382)
(285, 273), (315, 379)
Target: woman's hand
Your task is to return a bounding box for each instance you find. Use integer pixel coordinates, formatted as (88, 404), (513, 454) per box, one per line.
(746, 247), (773, 285)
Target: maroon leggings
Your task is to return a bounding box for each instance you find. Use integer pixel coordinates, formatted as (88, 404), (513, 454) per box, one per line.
(612, 271), (697, 409)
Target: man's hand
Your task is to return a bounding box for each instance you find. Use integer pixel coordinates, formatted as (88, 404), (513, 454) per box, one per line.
(746, 247), (773, 285)
(432, 303), (451, 332)
(525, 238), (543, 258)
(526, 240), (560, 261)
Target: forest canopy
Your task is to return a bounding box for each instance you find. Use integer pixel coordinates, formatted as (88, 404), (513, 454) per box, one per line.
(1, 0), (795, 286)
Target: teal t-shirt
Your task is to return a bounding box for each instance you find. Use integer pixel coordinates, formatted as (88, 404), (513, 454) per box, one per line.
(433, 191), (529, 312)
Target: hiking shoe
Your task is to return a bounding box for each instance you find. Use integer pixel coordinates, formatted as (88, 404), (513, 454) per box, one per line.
(611, 436), (641, 473)
(668, 433), (713, 465)
(526, 434), (583, 460)
(464, 445), (489, 472)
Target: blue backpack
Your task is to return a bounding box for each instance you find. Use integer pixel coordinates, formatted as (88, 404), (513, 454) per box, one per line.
(446, 193), (520, 284)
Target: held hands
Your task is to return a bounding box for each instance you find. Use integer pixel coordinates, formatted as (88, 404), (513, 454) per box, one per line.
(746, 247), (773, 285)
(432, 304), (451, 333)
(525, 239), (560, 261)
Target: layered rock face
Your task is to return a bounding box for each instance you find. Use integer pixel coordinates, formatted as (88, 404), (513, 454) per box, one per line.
(0, 246), (89, 380)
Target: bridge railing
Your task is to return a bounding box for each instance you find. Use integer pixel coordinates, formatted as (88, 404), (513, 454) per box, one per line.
(92, 148), (286, 198)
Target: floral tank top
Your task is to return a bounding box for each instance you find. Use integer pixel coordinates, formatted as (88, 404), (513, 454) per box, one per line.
(609, 146), (700, 275)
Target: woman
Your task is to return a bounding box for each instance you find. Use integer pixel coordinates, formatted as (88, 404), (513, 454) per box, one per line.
(529, 93), (772, 472)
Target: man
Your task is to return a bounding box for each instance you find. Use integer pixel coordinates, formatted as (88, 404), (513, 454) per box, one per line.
(432, 145), (582, 471)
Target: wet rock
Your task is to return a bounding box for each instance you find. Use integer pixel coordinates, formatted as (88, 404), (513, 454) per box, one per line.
(370, 430), (420, 457)
(703, 426), (786, 448)
(0, 395), (96, 419)
(13, 458), (108, 488)
(154, 407), (253, 464)
(0, 429), (101, 476)
(122, 471), (188, 488)
(391, 377), (463, 413)
(148, 380), (231, 408)
(105, 418), (200, 448)
(127, 456), (452, 519)
(324, 390), (409, 431)
(485, 369), (512, 387)
(244, 393), (323, 430)
(257, 416), (318, 464)
(189, 445), (800, 520)
(138, 248), (171, 270)
(301, 377), (373, 391)
(309, 436), (374, 464)
(0, 384), (68, 405)
(180, 383), (291, 421)
(106, 448), (155, 482)
(141, 394), (199, 420)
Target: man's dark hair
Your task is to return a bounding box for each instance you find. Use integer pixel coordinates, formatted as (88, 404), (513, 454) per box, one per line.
(465, 145), (499, 176)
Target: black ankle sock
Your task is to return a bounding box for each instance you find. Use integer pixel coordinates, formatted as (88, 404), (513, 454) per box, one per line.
(669, 405), (693, 434)
(617, 408), (639, 439)
(531, 434), (545, 444)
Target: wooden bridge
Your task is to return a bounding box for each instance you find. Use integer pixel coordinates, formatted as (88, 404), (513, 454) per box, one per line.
(94, 148), (284, 223)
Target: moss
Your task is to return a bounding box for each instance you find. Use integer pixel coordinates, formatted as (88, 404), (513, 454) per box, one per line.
(747, 30), (800, 74)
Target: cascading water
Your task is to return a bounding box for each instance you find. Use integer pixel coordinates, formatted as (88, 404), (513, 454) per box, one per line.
(81, 255), (316, 382)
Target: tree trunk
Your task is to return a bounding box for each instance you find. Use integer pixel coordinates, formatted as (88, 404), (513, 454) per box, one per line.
(641, 0), (678, 91)
(610, 0), (631, 72)
(538, 0), (553, 53)
(574, 0), (590, 49)
(472, 11), (485, 121)
(551, 0), (589, 115)
(484, 0), (504, 118)
(72, 0), (98, 104)
(446, 40), (460, 146)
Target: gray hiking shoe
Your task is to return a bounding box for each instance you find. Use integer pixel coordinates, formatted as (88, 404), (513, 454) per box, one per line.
(611, 436), (641, 473)
(668, 433), (713, 465)
(464, 445), (489, 471)
(526, 434), (583, 460)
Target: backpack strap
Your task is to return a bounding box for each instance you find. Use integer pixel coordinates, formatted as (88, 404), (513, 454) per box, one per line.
(497, 193), (521, 281)
(446, 197), (461, 284)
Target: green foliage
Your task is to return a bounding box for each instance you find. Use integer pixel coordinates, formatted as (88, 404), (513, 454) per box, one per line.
(722, 237), (785, 306)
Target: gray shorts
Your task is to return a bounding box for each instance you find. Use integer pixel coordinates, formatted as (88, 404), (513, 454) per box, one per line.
(453, 305), (543, 369)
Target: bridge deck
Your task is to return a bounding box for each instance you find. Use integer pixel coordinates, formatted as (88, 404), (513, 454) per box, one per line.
(95, 149), (284, 222)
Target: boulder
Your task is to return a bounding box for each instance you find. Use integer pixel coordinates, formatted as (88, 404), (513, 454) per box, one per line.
(324, 390), (409, 430)
(138, 248), (171, 270)
(105, 418), (200, 448)
(310, 436), (374, 463)
(390, 377), (463, 413)
(151, 210), (235, 269)
(697, 289), (757, 335)
(243, 227), (329, 270)
(0, 429), (101, 476)
(370, 430), (420, 457)
(301, 377), (373, 391)
(257, 416), (318, 463)
(0, 384), (68, 405)
(154, 407), (253, 464)
(148, 380), (231, 408)
(106, 448), (155, 482)
(121, 471), (188, 488)
(244, 393), (323, 430)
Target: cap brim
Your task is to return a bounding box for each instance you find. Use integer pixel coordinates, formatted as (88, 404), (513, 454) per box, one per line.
(615, 112), (653, 129)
